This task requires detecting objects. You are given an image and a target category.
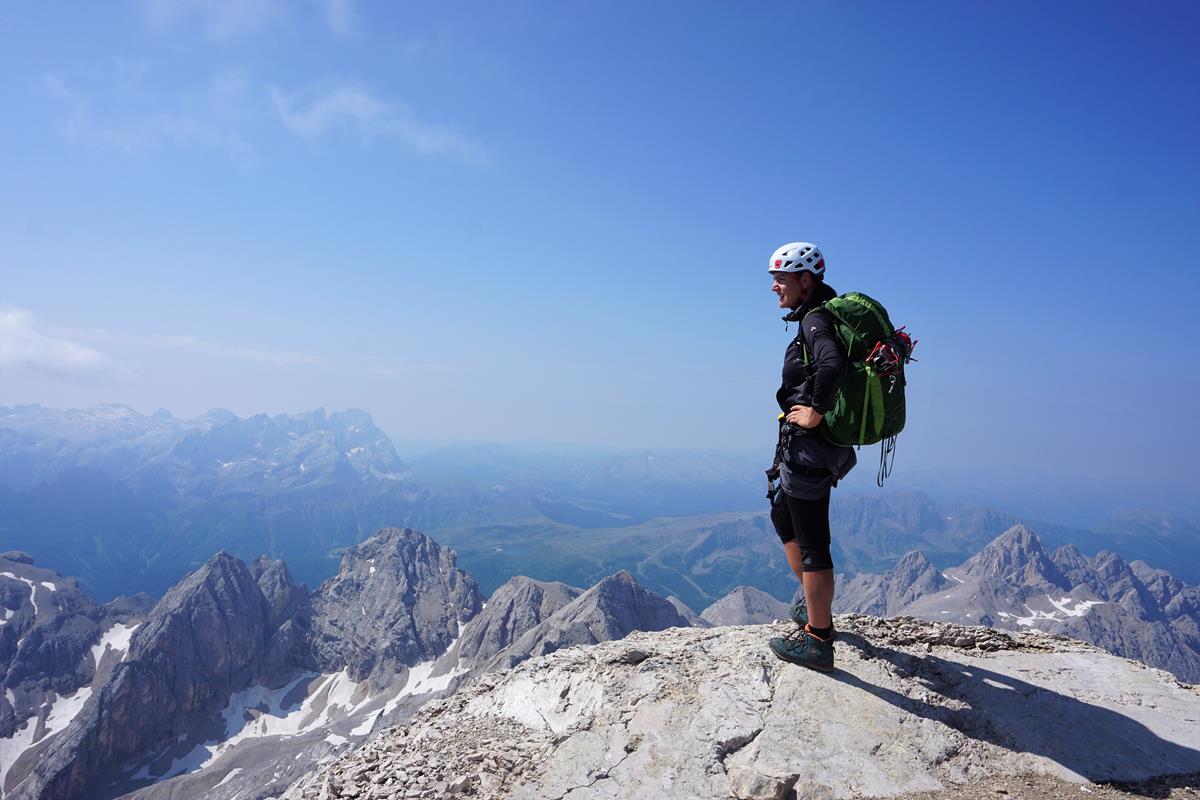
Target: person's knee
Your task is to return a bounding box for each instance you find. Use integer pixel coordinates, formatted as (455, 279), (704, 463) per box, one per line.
(798, 546), (833, 572)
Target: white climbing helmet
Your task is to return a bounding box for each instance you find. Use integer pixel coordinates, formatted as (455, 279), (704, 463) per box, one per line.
(768, 242), (825, 277)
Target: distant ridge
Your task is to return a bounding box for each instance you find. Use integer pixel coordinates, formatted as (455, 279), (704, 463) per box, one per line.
(837, 524), (1200, 682)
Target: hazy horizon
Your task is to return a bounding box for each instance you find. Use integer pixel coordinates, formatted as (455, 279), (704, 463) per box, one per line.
(3, 399), (1195, 529)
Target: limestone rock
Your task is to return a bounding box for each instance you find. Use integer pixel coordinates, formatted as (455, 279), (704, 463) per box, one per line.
(282, 615), (1200, 800)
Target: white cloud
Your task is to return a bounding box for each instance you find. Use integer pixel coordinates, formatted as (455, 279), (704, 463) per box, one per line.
(77, 329), (326, 369)
(140, 0), (285, 39)
(270, 84), (488, 161)
(43, 72), (256, 164)
(141, 0), (358, 39)
(320, 0), (354, 36)
(0, 308), (112, 373)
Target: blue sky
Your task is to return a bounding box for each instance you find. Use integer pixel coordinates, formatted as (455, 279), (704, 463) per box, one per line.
(2, 1), (1198, 517)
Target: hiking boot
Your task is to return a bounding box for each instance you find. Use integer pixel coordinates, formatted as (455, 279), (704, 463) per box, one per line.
(789, 602), (837, 640)
(768, 626), (835, 672)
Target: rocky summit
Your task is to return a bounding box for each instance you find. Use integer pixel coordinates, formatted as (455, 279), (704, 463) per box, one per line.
(283, 615), (1200, 800)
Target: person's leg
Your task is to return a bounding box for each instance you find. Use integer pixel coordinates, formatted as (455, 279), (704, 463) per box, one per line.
(801, 569), (834, 630)
(788, 491), (834, 633)
(770, 493), (803, 580)
(782, 541), (805, 581)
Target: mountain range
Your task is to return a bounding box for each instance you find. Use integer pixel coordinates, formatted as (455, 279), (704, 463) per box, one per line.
(0, 527), (697, 800)
(2, 404), (1198, 611)
(836, 524), (1200, 682)
(4, 518), (1200, 799)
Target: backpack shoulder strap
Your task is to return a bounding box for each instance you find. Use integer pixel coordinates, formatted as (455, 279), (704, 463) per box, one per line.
(799, 302), (846, 364)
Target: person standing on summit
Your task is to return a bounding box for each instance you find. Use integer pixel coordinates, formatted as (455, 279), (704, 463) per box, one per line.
(765, 242), (857, 672)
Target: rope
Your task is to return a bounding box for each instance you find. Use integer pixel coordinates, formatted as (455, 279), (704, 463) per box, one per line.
(876, 435), (898, 487)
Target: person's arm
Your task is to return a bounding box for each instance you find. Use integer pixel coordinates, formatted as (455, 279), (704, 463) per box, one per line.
(786, 311), (845, 428)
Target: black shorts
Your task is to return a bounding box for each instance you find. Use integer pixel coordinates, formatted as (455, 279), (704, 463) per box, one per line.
(769, 489), (833, 571)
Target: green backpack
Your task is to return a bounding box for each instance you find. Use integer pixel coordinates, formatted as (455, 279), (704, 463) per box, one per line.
(802, 292), (915, 451)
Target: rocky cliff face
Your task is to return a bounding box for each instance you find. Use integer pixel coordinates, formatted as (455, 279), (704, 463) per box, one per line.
(2, 532), (698, 800)
(837, 525), (1200, 682)
(13, 551), (306, 800)
(2, 527), (488, 800)
(0, 553), (149, 798)
(281, 615), (1200, 800)
(309, 528), (483, 685)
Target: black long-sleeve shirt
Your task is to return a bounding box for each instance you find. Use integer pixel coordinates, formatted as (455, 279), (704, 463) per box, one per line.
(775, 283), (845, 415)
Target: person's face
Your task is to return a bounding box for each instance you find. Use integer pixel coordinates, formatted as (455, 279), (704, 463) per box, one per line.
(771, 271), (815, 309)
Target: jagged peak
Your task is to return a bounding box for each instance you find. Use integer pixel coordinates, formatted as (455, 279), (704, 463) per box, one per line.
(960, 524), (1069, 589)
(1053, 542), (1086, 558)
(353, 526), (427, 551)
(202, 549), (244, 568)
(965, 524), (1046, 564)
(893, 550), (936, 570)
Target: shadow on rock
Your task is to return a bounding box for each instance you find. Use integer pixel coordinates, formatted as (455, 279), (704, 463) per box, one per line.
(830, 631), (1200, 796)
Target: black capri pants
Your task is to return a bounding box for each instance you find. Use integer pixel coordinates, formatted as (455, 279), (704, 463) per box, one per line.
(770, 489), (834, 572)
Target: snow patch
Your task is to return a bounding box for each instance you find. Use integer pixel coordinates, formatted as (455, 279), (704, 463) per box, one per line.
(147, 668), (380, 780)
(1047, 595), (1106, 618)
(382, 653), (469, 717)
(0, 572), (38, 619)
(325, 733), (348, 747)
(0, 713), (39, 793)
(91, 623), (139, 669)
(44, 687), (92, 738)
(0, 687), (94, 795)
(942, 572), (965, 584)
(39, 582), (57, 592)
(997, 595), (1106, 628)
